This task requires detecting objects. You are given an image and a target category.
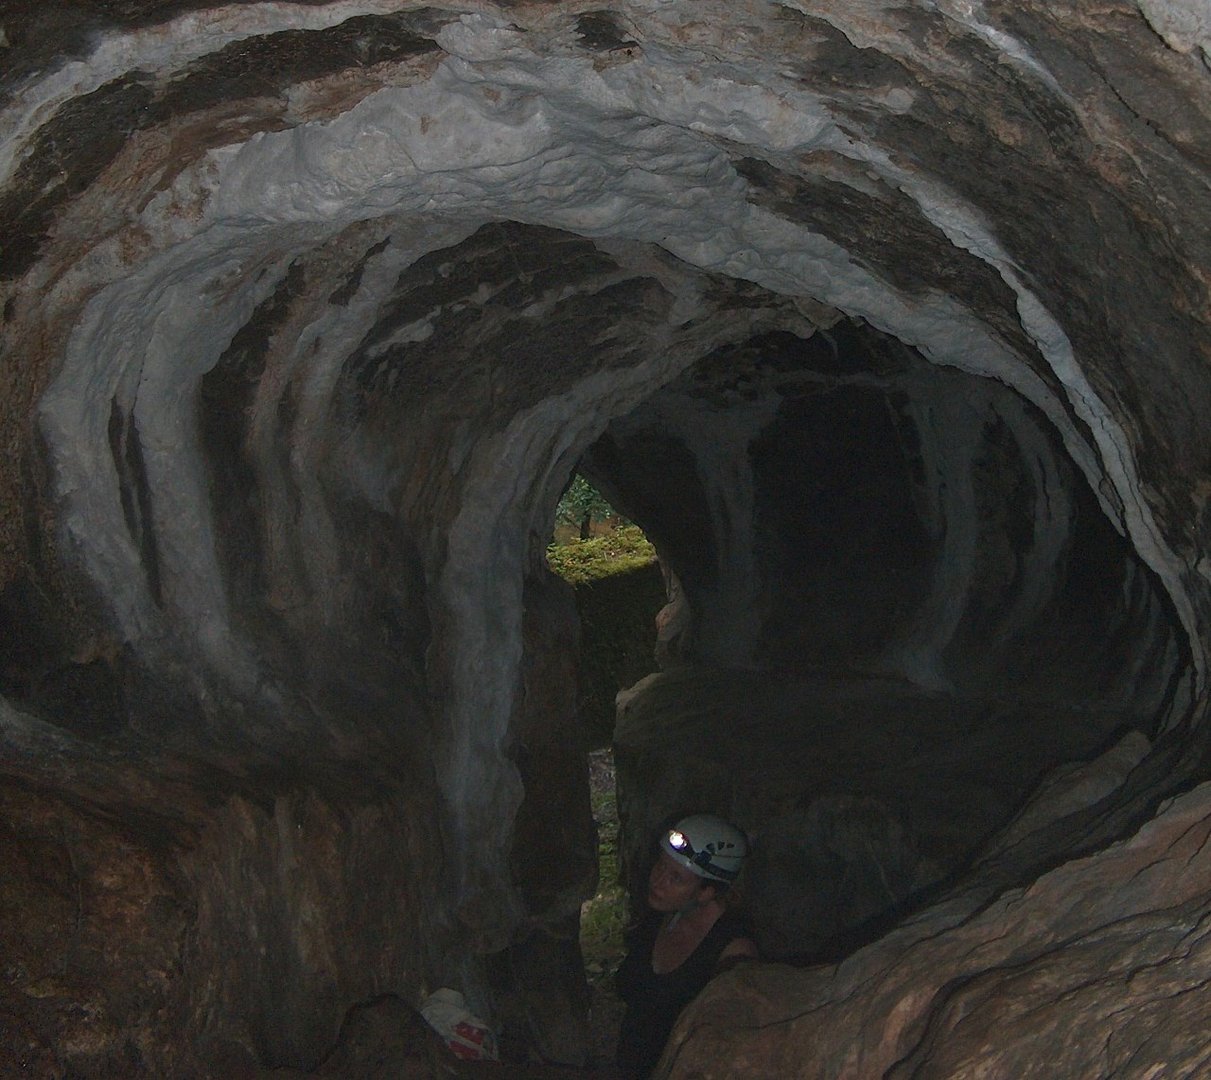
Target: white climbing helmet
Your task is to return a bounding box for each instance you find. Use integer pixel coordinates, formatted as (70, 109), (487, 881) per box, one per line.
(661, 814), (748, 884)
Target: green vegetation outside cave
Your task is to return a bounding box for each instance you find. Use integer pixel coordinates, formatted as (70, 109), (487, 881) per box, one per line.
(547, 477), (665, 996)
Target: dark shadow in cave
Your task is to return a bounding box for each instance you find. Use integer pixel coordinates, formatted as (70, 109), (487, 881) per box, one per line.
(567, 318), (1187, 967)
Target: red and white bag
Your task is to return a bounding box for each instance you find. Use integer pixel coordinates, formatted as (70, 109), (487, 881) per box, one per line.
(419, 987), (499, 1062)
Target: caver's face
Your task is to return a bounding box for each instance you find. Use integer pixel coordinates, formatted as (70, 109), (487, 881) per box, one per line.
(647, 849), (713, 912)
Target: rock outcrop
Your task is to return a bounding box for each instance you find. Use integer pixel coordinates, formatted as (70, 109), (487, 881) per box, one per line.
(663, 735), (1211, 1078)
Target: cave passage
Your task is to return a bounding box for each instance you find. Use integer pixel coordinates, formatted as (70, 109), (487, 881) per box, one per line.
(2, 2), (1210, 1075)
(581, 319), (1184, 965)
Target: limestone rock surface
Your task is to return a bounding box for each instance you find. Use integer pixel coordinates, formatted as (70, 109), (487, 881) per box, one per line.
(0, 0), (1209, 1073)
(663, 774), (1211, 1077)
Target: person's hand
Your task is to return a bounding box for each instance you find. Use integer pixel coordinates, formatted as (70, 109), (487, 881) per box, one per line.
(717, 935), (759, 971)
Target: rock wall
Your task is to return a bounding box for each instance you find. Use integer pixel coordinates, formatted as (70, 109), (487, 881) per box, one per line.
(662, 735), (1211, 1077)
(0, 0), (1209, 1073)
(0, 699), (444, 1074)
(586, 322), (1183, 707)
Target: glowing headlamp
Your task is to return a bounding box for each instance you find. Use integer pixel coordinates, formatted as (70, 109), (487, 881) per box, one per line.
(661, 816), (744, 883)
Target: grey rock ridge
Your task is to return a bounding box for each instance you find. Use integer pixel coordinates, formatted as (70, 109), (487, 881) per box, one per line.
(0, 0), (1209, 1074)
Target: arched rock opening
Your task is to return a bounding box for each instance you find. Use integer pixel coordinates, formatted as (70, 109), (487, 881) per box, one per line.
(580, 320), (1186, 964)
(1, 1), (1209, 1075)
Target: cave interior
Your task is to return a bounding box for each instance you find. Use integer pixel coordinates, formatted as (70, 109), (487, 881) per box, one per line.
(2, 1), (1211, 1075)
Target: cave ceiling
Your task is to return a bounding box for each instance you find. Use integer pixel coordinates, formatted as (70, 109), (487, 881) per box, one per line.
(1, 0), (1211, 1075)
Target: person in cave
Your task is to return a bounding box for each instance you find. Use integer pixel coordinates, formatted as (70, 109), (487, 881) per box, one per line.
(614, 814), (759, 1079)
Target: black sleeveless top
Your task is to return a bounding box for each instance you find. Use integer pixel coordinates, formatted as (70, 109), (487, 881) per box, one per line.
(614, 910), (751, 1079)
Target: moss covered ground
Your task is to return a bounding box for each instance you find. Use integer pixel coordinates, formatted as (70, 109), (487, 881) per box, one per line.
(547, 525), (665, 747)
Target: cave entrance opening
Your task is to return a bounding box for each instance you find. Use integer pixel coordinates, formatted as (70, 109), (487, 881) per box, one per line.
(542, 472), (666, 1064)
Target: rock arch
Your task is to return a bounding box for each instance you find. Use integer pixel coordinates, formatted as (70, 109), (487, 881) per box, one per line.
(1, 2), (1209, 1073)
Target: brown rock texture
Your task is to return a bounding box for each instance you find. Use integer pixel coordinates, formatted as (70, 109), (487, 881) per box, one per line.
(0, 702), (443, 1074)
(663, 776), (1211, 1077)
